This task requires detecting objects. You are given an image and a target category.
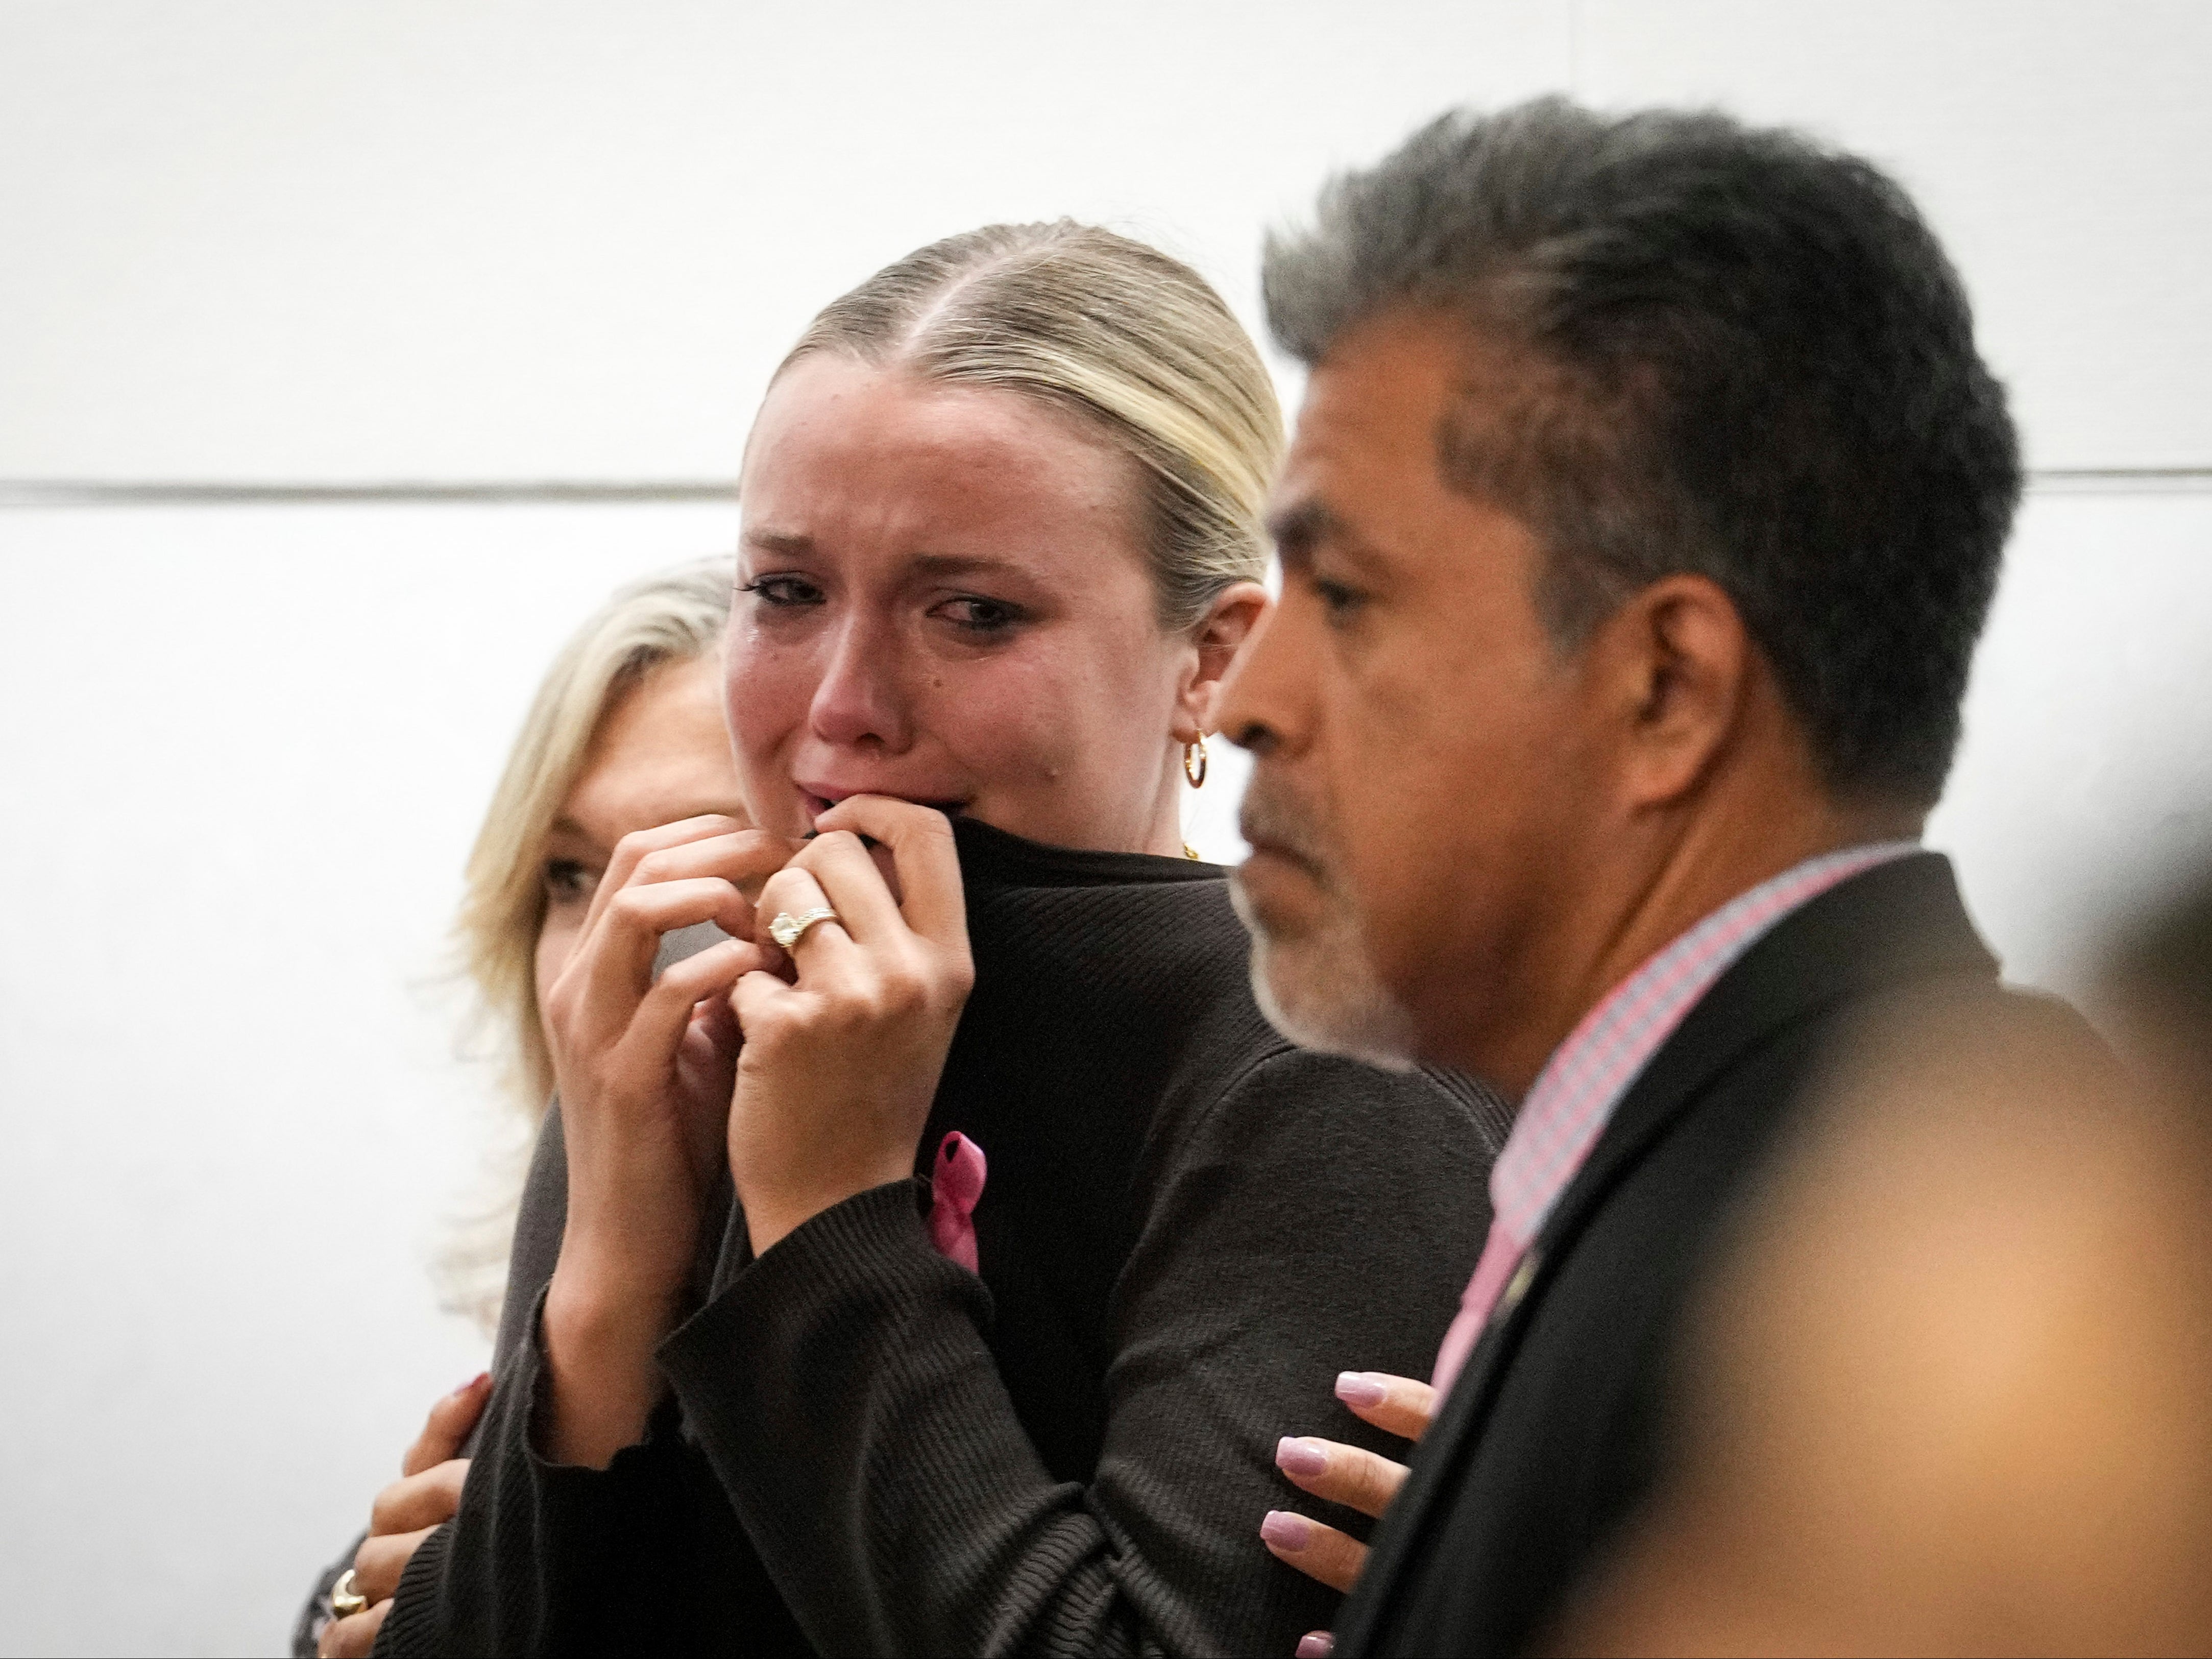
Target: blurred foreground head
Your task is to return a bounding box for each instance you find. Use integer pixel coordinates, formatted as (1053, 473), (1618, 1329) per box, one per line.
(1220, 98), (2020, 1086)
(1565, 871), (2212, 1657)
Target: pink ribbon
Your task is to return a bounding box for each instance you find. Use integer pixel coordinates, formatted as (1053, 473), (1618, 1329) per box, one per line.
(927, 1131), (987, 1273)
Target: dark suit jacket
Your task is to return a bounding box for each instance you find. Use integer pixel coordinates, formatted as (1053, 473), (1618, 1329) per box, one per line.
(1335, 852), (2085, 1657)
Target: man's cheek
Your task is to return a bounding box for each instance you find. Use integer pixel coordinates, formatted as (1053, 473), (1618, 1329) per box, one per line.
(1357, 829), (1465, 981)
(1342, 840), (1418, 954)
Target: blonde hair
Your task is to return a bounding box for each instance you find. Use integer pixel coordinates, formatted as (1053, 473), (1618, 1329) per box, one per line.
(781, 221), (1284, 631)
(434, 556), (735, 1333)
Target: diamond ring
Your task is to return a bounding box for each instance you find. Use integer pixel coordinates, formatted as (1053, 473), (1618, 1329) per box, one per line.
(768, 906), (840, 950)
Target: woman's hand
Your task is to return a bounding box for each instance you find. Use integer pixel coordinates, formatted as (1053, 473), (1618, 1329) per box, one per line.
(538, 814), (798, 1466)
(728, 796), (974, 1256)
(318, 1374), (490, 1658)
(1261, 1371), (1436, 1601)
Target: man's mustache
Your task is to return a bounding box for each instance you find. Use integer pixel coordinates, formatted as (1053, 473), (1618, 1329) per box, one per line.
(1238, 775), (1333, 880)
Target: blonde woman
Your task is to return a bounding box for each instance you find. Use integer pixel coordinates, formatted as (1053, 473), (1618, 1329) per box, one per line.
(440, 556), (744, 1339)
(369, 223), (1509, 1659)
(299, 558), (743, 1658)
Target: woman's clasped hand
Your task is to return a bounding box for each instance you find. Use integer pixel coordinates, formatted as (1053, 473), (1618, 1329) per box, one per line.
(317, 1375), (492, 1658)
(725, 796), (973, 1257)
(538, 796), (974, 1469)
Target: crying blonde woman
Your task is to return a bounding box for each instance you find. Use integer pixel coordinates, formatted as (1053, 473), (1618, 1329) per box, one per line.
(334, 222), (1508, 1659)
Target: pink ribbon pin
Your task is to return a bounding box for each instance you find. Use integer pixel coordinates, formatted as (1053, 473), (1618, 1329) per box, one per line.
(927, 1131), (987, 1273)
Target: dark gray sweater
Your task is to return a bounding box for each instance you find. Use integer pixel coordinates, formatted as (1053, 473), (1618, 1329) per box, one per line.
(370, 821), (1505, 1658)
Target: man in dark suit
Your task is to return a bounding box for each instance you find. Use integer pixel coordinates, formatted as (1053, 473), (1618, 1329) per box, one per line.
(1217, 98), (2052, 1655)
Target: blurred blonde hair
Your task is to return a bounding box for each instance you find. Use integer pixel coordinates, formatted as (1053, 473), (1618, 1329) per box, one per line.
(780, 221), (1284, 631)
(434, 556), (735, 1334)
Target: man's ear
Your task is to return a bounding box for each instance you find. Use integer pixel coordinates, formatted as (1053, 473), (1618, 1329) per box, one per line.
(1598, 573), (1753, 810)
(1175, 581), (1271, 742)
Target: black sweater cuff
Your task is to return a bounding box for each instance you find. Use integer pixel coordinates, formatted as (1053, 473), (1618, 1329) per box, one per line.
(666, 1175), (982, 1369)
(375, 1287), (696, 1659)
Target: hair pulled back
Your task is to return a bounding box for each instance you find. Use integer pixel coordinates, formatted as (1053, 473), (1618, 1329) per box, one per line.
(780, 221), (1283, 632)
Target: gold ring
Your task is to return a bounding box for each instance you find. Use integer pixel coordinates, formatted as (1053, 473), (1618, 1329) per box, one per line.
(331, 1568), (370, 1619)
(768, 906), (839, 950)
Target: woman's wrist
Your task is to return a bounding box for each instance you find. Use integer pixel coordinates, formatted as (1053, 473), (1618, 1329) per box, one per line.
(538, 1254), (690, 1469)
(544, 1258), (686, 1352)
(740, 1159), (917, 1259)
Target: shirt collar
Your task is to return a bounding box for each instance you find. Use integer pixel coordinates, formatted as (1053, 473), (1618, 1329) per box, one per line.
(1488, 840), (1921, 1252)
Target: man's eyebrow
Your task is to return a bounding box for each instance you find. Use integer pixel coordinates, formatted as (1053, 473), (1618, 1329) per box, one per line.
(1267, 497), (1387, 575)
(1266, 499), (1335, 569)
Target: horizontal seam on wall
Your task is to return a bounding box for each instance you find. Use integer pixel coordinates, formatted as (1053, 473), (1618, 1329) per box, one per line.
(0, 480), (740, 507)
(2, 470), (2211, 508)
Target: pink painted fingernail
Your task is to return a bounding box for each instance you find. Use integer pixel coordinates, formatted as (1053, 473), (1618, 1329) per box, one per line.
(1297, 1635), (1337, 1658)
(1275, 1436), (1329, 1479)
(455, 1371), (490, 1396)
(1260, 1509), (1316, 1551)
(1335, 1371), (1387, 1408)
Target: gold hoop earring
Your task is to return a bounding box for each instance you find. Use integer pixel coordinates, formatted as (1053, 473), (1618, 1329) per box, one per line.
(1183, 736), (1209, 789)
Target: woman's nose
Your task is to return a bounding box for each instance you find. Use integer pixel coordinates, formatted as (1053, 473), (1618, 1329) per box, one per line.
(808, 613), (913, 752)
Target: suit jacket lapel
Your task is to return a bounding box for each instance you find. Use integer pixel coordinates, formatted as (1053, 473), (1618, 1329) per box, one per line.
(1535, 854), (1992, 1280)
(1337, 854), (1992, 1655)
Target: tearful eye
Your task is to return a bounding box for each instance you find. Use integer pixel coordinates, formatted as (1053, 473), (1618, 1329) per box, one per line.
(932, 594), (1027, 635)
(740, 574), (825, 609)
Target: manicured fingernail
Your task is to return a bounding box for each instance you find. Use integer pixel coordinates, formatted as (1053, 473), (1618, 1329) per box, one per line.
(1335, 1371), (1387, 1408)
(1297, 1635), (1337, 1658)
(1276, 1435), (1329, 1479)
(1260, 1509), (1316, 1551)
(455, 1371), (490, 1396)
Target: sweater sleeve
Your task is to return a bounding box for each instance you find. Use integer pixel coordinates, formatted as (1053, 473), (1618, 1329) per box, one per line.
(303, 1091), (579, 1659)
(375, 1103), (808, 1659)
(658, 1050), (1493, 1658)
(374, 1297), (691, 1657)
(375, 1288), (800, 1659)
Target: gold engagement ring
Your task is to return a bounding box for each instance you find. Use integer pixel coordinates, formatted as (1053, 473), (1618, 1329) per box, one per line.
(330, 1569), (370, 1619)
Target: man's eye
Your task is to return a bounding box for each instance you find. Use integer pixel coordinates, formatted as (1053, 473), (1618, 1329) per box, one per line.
(543, 859), (599, 903)
(740, 574), (824, 608)
(932, 595), (1026, 634)
(1314, 578), (1368, 621)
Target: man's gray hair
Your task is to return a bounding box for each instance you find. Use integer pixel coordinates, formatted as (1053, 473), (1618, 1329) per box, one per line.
(1264, 97), (2021, 808)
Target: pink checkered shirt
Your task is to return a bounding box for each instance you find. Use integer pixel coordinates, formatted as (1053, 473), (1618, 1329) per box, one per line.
(1429, 840), (1919, 1398)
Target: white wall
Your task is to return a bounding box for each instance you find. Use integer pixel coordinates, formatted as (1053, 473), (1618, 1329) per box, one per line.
(0, 508), (741, 1659)
(1, 4), (2207, 1656)
(1928, 488), (2212, 993)
(0, 0), (1573, 484)
(6, 2), (2209, 484)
